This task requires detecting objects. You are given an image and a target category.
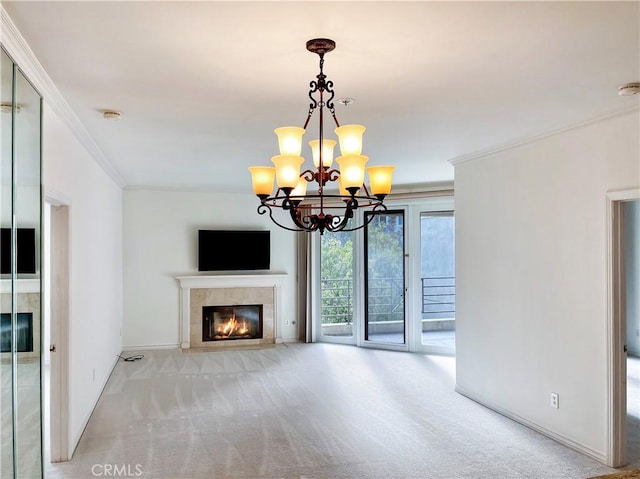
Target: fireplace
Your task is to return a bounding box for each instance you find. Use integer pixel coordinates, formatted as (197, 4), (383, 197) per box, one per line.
(202, 305), (263, 341)
(177, 274), (285, 349)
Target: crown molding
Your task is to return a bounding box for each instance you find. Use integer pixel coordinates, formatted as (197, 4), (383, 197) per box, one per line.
(449, 105), (640, 167)
(0, 6), (127, 188)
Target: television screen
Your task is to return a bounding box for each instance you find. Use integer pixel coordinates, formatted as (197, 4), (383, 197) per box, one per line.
(198, 230), (270, 271)
(1, 228), (36, 274)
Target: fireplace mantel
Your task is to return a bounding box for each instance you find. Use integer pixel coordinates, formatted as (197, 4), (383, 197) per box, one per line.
(176, 273), (286, 349)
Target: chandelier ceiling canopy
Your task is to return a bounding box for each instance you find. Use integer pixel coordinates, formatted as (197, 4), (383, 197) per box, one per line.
(249, 38), (395, 234)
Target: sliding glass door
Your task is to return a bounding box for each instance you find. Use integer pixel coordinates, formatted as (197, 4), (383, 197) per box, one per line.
(318, 227), (356, 344)
(314, 199), (454, 355)
(419, 211), (455, 354)
(364, 210), (406, 347)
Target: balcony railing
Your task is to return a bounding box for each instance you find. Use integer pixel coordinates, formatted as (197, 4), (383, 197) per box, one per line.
(366, 278), (404, 323)
(321, 278), (353, 324)
(321, 276), (455, 324)
(421, 276), (455, 317)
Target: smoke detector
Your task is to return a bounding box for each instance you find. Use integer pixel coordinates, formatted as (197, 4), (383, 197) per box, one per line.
(337, 97), (355, 107)
(103, 110), (122, 121)
(618, 82), (640, 96)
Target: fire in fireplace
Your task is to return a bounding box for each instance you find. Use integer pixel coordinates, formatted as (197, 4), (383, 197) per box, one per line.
(202, 305), (263, 341)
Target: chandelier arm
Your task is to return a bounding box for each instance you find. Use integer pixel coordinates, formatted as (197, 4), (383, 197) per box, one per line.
(257, 203), (309, 233)
(302, 107), (315, 130)
(325, 80), (335, 111)
(329, 106), (340, 128)
(269, 193), (381, 208)
(337, 202), (389, 233)
(326, 169), (340, 183)
(307, 83), (318, 114)
(289, 206), (320, 232)
(300, 169), (315, 183)
(325, 211), (352, 233)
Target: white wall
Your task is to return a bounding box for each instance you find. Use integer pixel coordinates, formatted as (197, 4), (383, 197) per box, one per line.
(43, 103), (124, 453)
(453, 109), (640, 463)
(122, 189), (298, 349)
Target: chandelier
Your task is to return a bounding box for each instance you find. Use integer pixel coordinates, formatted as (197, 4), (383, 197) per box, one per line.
(248, 38), (395, 234)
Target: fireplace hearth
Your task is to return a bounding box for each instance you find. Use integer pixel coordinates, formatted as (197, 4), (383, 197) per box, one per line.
(202, 305), (263, 341)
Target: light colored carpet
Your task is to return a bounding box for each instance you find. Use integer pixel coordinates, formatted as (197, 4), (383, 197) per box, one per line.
(45, 343), (624, 479)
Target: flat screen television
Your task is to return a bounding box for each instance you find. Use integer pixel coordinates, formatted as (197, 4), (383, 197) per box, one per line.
(1, 228), (36, 274)
(198, 230), (270, 271)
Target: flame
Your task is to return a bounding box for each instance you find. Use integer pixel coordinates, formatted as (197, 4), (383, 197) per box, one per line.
(216, 314), (252, 338)
(221, 316), (237, 337)
(237, 321), (248, 335)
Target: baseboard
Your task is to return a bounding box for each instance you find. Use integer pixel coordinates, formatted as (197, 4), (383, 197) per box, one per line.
(122, 343), (180, 351)
(70, 354), (119, 457)
(454, 385), (608, 465)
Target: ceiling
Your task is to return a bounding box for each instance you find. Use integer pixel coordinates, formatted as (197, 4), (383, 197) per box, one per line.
(3, 1), (639, 192)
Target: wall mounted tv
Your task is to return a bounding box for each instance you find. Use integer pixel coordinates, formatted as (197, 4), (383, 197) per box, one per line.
(1, 228), (36, 274)
(198, 230), (270, 272)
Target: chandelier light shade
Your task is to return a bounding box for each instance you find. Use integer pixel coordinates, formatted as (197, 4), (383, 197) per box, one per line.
(249, 38), (395, 234)
(309, 139), (336, 168)
(271, 155), (305, 190)
(274, 127), (305, 156)
(336, 155), (369, 190)
(335, 124), (366, 156)
(248, 166), (276, 198)
(367, 165), (396, 196)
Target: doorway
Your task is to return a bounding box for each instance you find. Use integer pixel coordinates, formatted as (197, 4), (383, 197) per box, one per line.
(363, 210), (406, 348)
(418, 211), (455, 355)
(315, 196), (455, 354)
(318, 226), (356, 344)
(623, 200), (640, 465)
(607, 189), (640, 467)
(316, 208), (408, 351)
(43, 196), (70, 463)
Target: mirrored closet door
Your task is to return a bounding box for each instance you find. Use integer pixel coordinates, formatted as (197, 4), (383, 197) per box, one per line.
(1, 46), (43, 479)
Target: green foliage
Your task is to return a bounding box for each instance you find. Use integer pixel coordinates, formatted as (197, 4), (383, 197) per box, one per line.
(366, 214), (404, 281)
(321, 232), (354, 324)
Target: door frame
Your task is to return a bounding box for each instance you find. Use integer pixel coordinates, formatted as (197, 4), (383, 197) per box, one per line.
(359, 208), (409, 352)
(44, 189), (71, 462)
(607, 188), (640, 467)
(413, 206), (456, 356)
(312, 195), (456, 354)
(312, 218), (360, 345)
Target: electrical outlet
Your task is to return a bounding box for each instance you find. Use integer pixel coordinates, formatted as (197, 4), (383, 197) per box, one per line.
(285, 319), (290, 326)
(550, 392), (559, 409)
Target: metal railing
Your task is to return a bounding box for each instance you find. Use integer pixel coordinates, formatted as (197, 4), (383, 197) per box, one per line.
(366, 278), (404, 323)
(321, 278), (353, 324)
(422, 276), (455, 317)
(321, 276), (455, 324)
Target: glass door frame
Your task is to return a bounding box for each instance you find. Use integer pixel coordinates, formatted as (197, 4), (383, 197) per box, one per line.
(408, 197), (456, 355)
(359, 207), (409, 352)
(311, 195), (455, 355)
(312, 226), (360, 345)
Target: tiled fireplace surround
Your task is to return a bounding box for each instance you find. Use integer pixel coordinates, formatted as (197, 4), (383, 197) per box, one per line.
(176, 274), (286, 350)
